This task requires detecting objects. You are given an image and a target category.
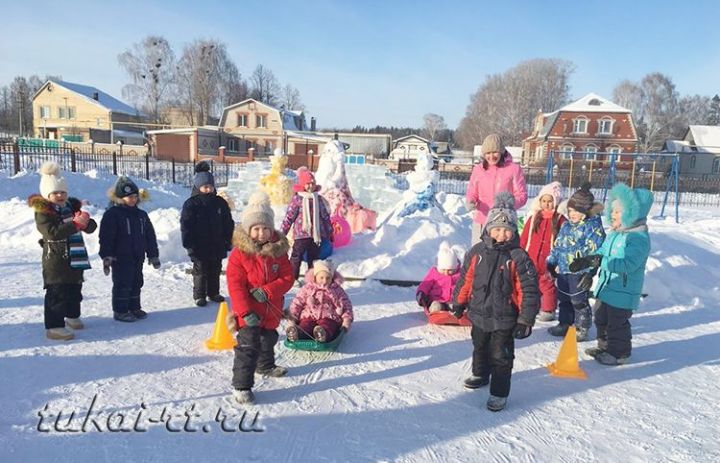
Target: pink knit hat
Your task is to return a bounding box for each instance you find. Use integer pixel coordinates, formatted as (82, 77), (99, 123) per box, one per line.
(529, 181), (563, 214)
(293, 167), (319, 192)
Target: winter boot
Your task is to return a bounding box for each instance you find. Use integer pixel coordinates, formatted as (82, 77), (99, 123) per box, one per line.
(548, 324), (569, 337)
(256, 366), (288, 377)
(195, 298), (207, 307)
(585, 346), (605, 358)
(231, 389), (255, 405)
(536, 311), (555, 322)
(208, 295), (225, 303)
(576, 327), (590, 342)
(595, 351), (630, 366)
(464, 375), (490, 389)
(65, 317), (84, 330)
(132, 309), (148, 320)
(46, 327), (74, 341)
(113, 311), (137, 323)
(428, 301), (444, 313)
(313, 325), (327, 343)
(486, 395), (507, 412)
(285, 325), (299, 342)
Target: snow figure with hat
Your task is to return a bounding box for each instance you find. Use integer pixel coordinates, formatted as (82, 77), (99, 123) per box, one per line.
(29, 161), (97, 341)
(568, 183), (653, 366)
(181, 161), (235, 307)
(281, 167), (334, 280)
(226, 190), (294, 405)
(416, 241), (462, 313)
(519, 181), (566, 322)
(286, 259), (353, 343)
(259, 148), (293, 206)
(545, 182), (606, 342)
(315, 139), (377, 232)
(452, 191), (539, 412)
(398, 150), (439, 217)
(99, 176), (160, 323)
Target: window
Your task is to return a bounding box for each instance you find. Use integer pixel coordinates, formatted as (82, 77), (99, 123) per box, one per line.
(560, 144), (575, 160)
(58, 106), (67, 119)
(39, 106), (50, 118)
(608, 145), (622, 155)
(583, 145), (598, 160)
(237, 113), (247, 127)
(713, 158), (720, 174)
(690, 155), (696, 169)
(256, 114), (266, 128)
(227, 139), (237, 151)
(68, 107), (76, 119)
(573, 117), (588, 134)
(598, 118), (613, 134)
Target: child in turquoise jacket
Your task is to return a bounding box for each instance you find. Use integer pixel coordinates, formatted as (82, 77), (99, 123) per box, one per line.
(570, 183), (653, 365)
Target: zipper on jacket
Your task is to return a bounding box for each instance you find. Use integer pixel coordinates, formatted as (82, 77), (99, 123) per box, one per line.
(140, 218), (145, 236)
(126, 218), (131, 235)
(622, 273), (628, 287)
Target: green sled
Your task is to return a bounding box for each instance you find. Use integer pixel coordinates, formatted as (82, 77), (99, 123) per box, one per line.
(283, 329), (346, 352)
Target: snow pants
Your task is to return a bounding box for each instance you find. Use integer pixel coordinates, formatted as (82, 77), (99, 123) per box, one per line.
(538, 270), (557, 314)
(471, 326), (515, 398)
(556, 273), (591, 329)
(44, 283), (82, 329)
(290, 238), (320, 280)
(298, 317), (341, 341)
(112, 258), (144, 314)
(594, 301), (633, 358)
(192, 257), (222, 300)
(232, 326), (279, 390)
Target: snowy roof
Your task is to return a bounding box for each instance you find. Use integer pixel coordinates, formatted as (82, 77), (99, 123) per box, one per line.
(37, 79), (141, 116)
(394, 134), (430, 145)
(685, 125), (720, 152)
(558, 93), (631, 113)
(219, 98), (306, 130)
(539, 111), (559, 138)
(285, 130), (333, 143)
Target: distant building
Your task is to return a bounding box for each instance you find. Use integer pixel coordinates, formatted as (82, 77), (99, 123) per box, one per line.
(389, 134), (433, 160)
(662, 125), (720, 175)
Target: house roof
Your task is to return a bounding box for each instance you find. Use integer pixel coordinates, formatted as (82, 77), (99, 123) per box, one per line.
(219, 98), (306, 130)
(35, 79), (141, 116)
(394, 134), (430, 144)
(558, 92), (631, 113)
(684, 125), (720, 152)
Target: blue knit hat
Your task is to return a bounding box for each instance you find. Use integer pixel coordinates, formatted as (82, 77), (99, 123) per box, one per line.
(114, 176), (139, 198)
(193, 161), (215, 189)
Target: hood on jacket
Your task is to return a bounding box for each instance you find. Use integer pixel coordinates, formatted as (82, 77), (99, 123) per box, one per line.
(28, 194), (82, 213)
(529, 181), (563, 214)
(232, 225), (290, 258)
(107, 187), (150, 205)
(557, 199), (604, 219)
(303, 267), (345, 287)
(607, 183), (654, 229)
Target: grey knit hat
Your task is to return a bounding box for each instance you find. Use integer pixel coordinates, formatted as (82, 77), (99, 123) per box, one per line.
(481, 134), (505, 155)
(241, 191), (274, 233)
(193, 161), (215, 189)
(114, 176), (139, 198)
(485, 191), (518, 233)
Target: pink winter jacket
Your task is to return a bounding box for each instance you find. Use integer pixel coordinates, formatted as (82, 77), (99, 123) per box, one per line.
(416, 267), (461, 304)
(289, 269), (354, 324)
(466, 160), (528, 225)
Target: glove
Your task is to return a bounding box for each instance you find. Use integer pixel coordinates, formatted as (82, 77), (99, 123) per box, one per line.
(577, 273), (594, 292)
(416, 291), (429, 308)
(450, 304), (466, 319)
(243, 312), (260, 327)
(513, 323), (532, 339)
(72, 211), (90, 231)
(569, 255), (602, 273)
(465, 199), (477, 212)
(148, 257), (161, 269)
(225, 313), (238, 333)
(250, 288), (267, 303)
(546, 262), (558, 279)
(342, 319), (352, 332)
(102, 257), (115, 276)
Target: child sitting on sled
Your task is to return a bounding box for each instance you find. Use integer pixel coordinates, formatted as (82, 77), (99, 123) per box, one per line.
(286, 260), (353, 342)
(416, 241), (461, 312)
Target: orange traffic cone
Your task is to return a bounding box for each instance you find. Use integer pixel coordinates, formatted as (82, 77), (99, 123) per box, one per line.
(547, 326), (587, 379)
(205, 302), (237, 350)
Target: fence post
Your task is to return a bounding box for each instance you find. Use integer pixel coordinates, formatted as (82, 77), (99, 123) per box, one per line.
(568, 157), (574, 190)
(112, 152), (117, 176)
(71, 149), (77, 172)
(145, 151), (150, 180)
(630, 160), (636, 188)
(225, 161), (229, 185)
(650, 161), (656, 192)
(13, 139), (20, 175)
(172, 158), (176, 183)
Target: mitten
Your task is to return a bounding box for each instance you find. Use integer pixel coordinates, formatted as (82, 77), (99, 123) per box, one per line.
(250, 288), (267, 303)
(513, 323), (532, 339)
(341, 319), (351, 332)
(569, 255), (602, 273)
(243, 312), (260, 327)
(148, 257), (161, 269)
(450, 304), (467, 319)
(465, 199), (477, 212)
(577, 273), (594, 292)
(72, 211), (90, 231)
(225, 313), (238, 333)
(102, 257), (115, 276)
(416, 291), (429, 308)
(546, 262), (558, 279)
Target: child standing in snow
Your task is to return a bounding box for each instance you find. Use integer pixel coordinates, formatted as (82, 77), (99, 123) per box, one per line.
(29, 162), (97, 340)
(519, 181), (565, 322)
(226, 191), (294, 405)
(286, 259), (353, 342)
(181, 161), (234, 307)
(569, 183), (652, 365)
(99, 176), (160, 322)
(281, 167), (333, 280)
(452, 192), (539, 411)
(416, 241), (461, 313)
(546, 182), (605, 342)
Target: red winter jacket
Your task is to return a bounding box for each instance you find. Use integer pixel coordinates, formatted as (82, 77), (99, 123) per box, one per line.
(226, 227), (294, 330)
(519, 211), (565, 272)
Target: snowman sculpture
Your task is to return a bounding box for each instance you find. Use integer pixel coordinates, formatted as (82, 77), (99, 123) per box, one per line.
(259, 148), (293, 206)
(398, 151), (439, 217)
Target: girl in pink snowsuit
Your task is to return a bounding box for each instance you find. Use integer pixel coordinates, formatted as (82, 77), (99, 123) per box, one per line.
(286, 260), (353, 342)
(416, 242), (461, 312)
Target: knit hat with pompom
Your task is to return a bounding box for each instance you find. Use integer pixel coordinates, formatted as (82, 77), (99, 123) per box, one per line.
(485, 191), (518, 233)
(241, 191), (274, 233)
(39, 161), (68, 199)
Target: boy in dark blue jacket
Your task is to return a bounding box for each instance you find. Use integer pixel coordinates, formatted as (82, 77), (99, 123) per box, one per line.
(99, 176), (160, 322)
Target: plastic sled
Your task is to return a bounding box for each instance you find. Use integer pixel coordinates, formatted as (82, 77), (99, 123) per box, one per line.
(424, 307), (472, 326)
(284, 328), (346, 351)
(303, 238), (333, 261)
(331, 215), (352, 248)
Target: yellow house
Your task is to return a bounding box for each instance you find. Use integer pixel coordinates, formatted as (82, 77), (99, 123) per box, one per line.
(32, 79), (144, 143)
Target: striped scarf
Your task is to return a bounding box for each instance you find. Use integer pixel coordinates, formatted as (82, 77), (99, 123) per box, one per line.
(58, 204), (91, 270)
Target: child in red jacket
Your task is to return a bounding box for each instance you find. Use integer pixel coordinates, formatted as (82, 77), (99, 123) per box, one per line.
(226, 191), (294, 405)
(519, 181), (565, 322)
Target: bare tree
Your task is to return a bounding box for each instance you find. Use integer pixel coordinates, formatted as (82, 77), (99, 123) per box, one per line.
(222, 65), (249, 108)
(423, 113), (447, 141)
(679, 94), (713, 127)
(456, 58), (574, 149)
(249, 65), (280, 106)
(118, 36), (176, 122)
(710, 95), (720, 126)
(281, 84), (305, 111)
(612, 80), (644, 117)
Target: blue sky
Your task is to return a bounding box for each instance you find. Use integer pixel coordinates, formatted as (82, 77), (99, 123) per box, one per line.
(2, 0), (719, 129)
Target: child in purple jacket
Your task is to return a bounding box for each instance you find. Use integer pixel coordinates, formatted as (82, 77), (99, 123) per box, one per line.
(416, 241), (461, 312)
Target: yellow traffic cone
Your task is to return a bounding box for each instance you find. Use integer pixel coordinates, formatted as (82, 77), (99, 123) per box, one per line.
(205, 302), (237, 350)
(547, 326), (587, 379)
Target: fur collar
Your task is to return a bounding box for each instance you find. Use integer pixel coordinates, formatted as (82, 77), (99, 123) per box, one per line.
(107, 187), (150, 205)
(28, 194), (82, 214)
(232, 226), (290, 258)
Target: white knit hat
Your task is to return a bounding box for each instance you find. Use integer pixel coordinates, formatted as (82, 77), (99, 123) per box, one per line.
(39, 161), (68, 199)
(529, 181), (563, 214)
(436, 241), (460, 270)
(313, 259), (335, 277)
(241, 191), (274, 233)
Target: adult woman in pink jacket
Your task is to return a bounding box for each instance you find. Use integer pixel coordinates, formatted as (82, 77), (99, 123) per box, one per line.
(466, 134), (528, 245)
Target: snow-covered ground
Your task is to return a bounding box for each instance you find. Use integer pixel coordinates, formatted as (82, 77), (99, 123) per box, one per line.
(1, 169), (719, 462)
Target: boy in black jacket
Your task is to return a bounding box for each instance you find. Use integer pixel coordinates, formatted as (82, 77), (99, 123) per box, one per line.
(181, 162), (234, 306)
(99, 176), (160, 322)
(453, 192), (540, 411)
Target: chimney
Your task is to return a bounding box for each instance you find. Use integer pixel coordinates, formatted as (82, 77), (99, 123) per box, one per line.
(92, 92), (99, 100)
(310, 117), (316, 131)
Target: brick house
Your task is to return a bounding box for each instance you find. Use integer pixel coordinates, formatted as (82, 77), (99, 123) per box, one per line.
(523, 93), (638, 164)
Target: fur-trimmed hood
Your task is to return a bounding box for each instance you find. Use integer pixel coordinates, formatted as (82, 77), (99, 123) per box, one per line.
(232, 225), (290, 258)
(557, 199), (604, 218)
(607, 183), (653, 230)
(107, 187), (150, 205)
(303, 267), (345, 287)
(28, 194), (82, 214)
